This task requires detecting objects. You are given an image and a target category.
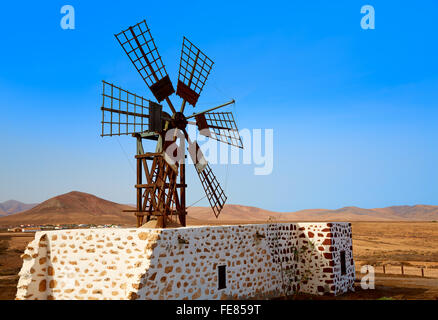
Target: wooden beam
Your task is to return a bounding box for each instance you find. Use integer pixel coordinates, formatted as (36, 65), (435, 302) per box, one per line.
(101, 107), (149, 119)
(135, 152), (162, 159)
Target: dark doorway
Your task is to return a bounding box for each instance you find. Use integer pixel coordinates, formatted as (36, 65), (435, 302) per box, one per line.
(218, 265), (226, 290)
(340, 250), (346, 275)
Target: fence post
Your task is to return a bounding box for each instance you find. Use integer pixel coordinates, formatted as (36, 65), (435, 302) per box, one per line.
(383, 264), (386, 274)
(401, 264), (404, 275)
(421, 268), (424, 278)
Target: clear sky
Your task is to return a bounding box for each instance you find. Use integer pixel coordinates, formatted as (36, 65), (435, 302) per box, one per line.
(1, 1), (437, 211)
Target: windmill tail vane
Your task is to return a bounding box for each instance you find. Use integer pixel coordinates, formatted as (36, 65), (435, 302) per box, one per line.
(100, 19), (243, 228)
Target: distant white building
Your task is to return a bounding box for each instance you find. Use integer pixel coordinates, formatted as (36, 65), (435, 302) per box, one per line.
(21, 227), (41, 233)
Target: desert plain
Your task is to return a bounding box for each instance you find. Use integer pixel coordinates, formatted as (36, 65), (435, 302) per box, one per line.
(0, 192), (437, 299)
(1, 221), (437, 300)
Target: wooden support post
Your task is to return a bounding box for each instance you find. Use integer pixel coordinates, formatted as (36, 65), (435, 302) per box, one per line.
(421, 268), (424, 278)
(136, 157), (142, 228)
(157, 215), (165, 228)
(179, 157), (186, 227)
(383, 264), (386, 274)
(401, 264), (404, 275)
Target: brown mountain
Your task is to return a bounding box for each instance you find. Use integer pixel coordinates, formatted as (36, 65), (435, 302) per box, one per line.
(0, 191), (136, 226)
(0, 200), (37, 216)
(373, 205), (438, 220)
(187, 204), (438, 224)
(0, 191), (437, 227)
(188, 204), (278, 222)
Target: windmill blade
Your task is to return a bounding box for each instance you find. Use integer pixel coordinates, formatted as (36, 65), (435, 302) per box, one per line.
(196, 163), (228, 218)
(179, 128), (207, 172)
(195, 111), (243, 149)
(115, 20), (175, 107)
(177, 37), (214, 108)
(101, 81), (154, 137)
(180, 129), (226, 218)
(185, 135), (208, 173)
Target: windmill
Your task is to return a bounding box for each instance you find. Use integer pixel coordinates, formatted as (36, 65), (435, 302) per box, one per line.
(100, 19), (243, 228)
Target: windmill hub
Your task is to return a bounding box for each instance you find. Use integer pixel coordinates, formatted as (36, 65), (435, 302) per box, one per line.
(172, 112), (188, 130)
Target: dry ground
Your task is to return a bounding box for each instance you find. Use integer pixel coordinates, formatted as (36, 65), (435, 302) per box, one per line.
(284, 273), (438, 300)
(0, 221), (437, 300)
(0, 232), (34, 300)
(351, 221), (438, 277)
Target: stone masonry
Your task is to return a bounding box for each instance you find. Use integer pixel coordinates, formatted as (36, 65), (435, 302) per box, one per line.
(16, 222), (355, 300)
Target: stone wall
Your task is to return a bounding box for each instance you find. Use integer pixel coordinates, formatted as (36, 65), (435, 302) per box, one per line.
(16, 222), (354, 300)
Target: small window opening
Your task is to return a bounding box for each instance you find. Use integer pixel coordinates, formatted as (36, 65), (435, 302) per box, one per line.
(340, 250), (346, 275)
(218, 265), (226, 290)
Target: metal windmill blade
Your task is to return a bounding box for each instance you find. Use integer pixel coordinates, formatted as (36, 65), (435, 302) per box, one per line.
(101, 81), (152, 137)
(197, 163), (227, 218)
(177, 37), (214, 110)
(182, 128), (227, 217)
(194, 111), (243, 149)
(185, 100), (243, 148)
(115, 20), (176, 114)
(101, 81), (170, 136)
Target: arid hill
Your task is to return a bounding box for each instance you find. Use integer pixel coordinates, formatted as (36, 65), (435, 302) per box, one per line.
(187, 204), (438, 224)
(0, 191), (437, 226)
(0, 191), (136, 226)
(0, 200), (37, 216)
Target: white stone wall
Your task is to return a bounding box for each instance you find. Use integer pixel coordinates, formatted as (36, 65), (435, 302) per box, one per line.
(16, 223), (354, 300)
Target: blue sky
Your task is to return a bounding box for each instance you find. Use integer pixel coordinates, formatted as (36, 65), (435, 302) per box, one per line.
(0, 1), (437, 211)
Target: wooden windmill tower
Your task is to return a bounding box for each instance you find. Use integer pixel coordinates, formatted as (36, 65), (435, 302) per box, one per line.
(100, 19), (243, 228)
